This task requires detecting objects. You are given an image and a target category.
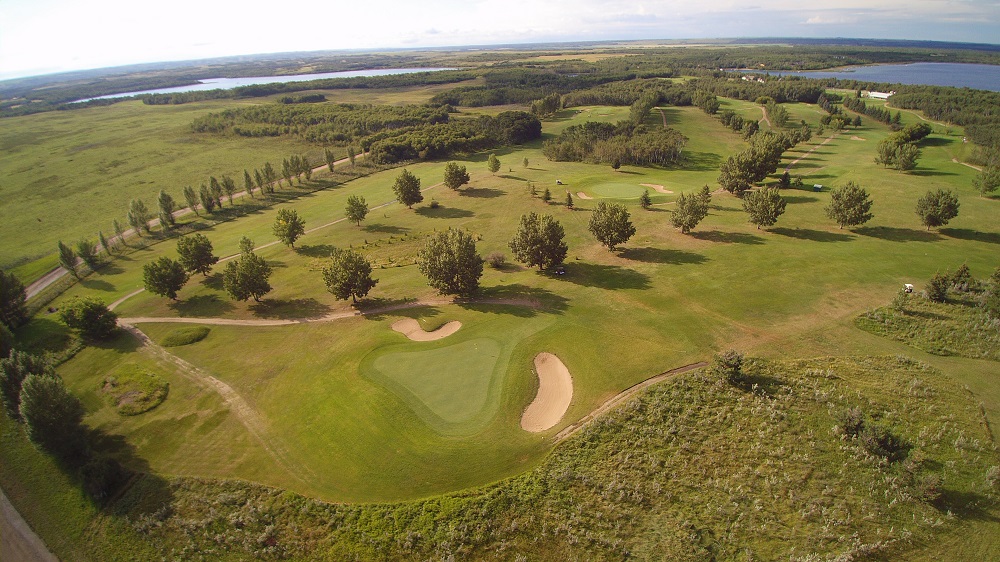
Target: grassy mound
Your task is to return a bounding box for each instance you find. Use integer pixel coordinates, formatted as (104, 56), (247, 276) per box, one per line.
(160, 325), (211, 347)
(857, 294), (1000, 360)
(102, 364), (169, 415)
(112, 356), (998, 560)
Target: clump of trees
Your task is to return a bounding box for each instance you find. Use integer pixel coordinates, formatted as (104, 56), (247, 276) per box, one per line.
(589, 202), (635, 251)
(838, 408), (911, 463)
(0, 270), (28, 333)
(915, 189), (959, 230)
(825, 181), (874, 229)
(508, 213), (568, 270)
(417, 229), (484, 296)
(973, 166), (999, 197)
(713, 349), (745, 385)
(874, 123), (932, 171)
(542, 120), (688, 167)
(59, 297), (118, 340)
(718, 131), (800, 196)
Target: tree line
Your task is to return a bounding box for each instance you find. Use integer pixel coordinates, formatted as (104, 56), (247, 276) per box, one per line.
(541, 120), (688, 167)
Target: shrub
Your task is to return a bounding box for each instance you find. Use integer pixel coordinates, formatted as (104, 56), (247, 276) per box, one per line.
(161, 326), (211, 347)
(860, 423), (910, 463)
(925, 273), (949, 303)
(839, 407), (866, 437)
(81, 455), (131, 505)
(487, 252), (506, 269)
(713, 349), (744, 385)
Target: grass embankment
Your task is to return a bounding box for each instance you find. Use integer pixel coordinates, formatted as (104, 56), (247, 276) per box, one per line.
(21, 355), (1000, 560)
(857, 294), (1000, 360)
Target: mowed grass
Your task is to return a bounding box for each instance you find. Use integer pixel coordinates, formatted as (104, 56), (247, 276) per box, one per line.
(16, 97), (999, 509)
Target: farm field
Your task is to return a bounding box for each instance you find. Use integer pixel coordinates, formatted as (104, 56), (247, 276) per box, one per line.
(2, 72), (999, 559)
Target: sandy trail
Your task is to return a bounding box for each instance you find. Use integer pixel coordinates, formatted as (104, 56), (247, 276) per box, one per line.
(521, 353), (573, 432)
(391, 318), (462, 341)
(759, 105), (773, 129)
(576, 192), (593, 200)
(952, 158), (983, 172)
(641, 183), (673, 194)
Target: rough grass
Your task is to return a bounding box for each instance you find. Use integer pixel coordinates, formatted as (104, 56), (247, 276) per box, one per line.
(100, 356), (1000, 560)
(159, 325), (210, 347)
(857, 294), (1000, 360)
(102, 364), (169, 415)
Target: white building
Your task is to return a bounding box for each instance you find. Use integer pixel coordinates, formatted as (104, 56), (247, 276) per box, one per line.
(866, 91), (896, 100)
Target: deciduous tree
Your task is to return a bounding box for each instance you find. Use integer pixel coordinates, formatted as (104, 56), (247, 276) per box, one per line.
(565, 191), (574, 208)
(176, 233), (218, 276)
(199, 184), (217, 214)
(142, 257), (188, 300)
(209, 176), (224, 208)
(393, 169), (423, 208)
(158, 190), (176, 230)
(443, 162), (470, 190)
(19, 374), (86, 461)
(75, 239), (99, 269)
(127, 199), (151, 235)
(183, 185), (200, 215)
(263, 162), (277, 191)
(0, 351), (53, 418)
(825, 181), (874, 229)
(58, 241), (78, 278)
(671, 192), (709, 234)
(244, 170), (254, 198)
(221, 175), (237, 205)
(742, 187), (787, 230)
(322, 248), (378, 303)
(325, 148), (336, 172)
(272, 208), (305, 248)
(0, 270), (28, 330)
(508, 213), (568, 270)
(417, 229), (484, 296)
(588, 202), (636, 250)
(60, 297), (118, 340)
(222, 238), (272, 302)
(973, 167), (1000, 197)
(639, 189), (652, 209)
(916, 189), (959, 230)
(345, 195), (369, 226)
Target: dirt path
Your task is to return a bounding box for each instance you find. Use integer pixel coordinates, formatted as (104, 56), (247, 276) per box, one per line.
(118, 322), (319, 488)
(785, 133), (840, 172)
(25, 153), (371, 301)
(0, 488), (58, 562)
(658, 108), (668, 128)
(759, 106), (773, 129)
(952, 158), (983, 172)
(554, 361), (708, 443)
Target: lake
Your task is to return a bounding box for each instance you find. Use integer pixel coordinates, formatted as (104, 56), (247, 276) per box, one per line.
(77, 67), (456, 101)
(743, 62), (1000, 92)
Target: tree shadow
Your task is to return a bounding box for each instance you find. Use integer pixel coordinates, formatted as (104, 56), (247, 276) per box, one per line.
(358, 297), (426, 320)
(462, 187), (505, 199)
(558, 262), (651, 290)
(364, 223), (409, 235)
(910, 169), (958, 177)
(297, 244), (338, 258)
(690, 230), (765, 245)
(89, 329), (142, 353)
(202, 273), (224, 290)
(80, 278), (115, 292)
(85, 429), (174, 515)
(168, 295), (235, 317)
(499, 174), (527, 181)
(465, 283), (570, 316)
(415, 206), (475, 219)
(683, 151), (722, 171)
(95, 263), (125, 275)
(940, 228), (1000, 245)
(855, 226), (942, 243)
(250, 298), (332, 320)
(782, 195), (819, 204)
(918, 137), (953, 147)
(771, 228), (854, 242)
(935, 489), (1000, 521)
(619, 247), (708, 265)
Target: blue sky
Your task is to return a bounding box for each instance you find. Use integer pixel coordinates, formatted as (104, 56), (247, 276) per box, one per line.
(1, 0), (998, 79)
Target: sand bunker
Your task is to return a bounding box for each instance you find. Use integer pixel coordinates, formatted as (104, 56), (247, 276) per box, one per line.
(640, 183), (674, 194)
(850, 136), (865, 141)
(520, 352), (573, 432)
(576, 192), (593, 200)
(391, 318), (462, 341)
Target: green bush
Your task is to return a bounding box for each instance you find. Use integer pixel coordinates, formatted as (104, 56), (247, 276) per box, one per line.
(161, 325), (210, 347)
(713, 349), (744, 385)
(925, 273), (949, 302)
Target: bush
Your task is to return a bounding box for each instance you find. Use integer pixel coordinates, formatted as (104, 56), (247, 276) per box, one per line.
(839, 407), (866, 437)
(59, 297), (118, 340)
(161, 326), (211, 347)
(487, 252), (506, 269)
(860, 423), (910, 463)
(81, 455), (131, 505)
(713, 349), (744, 385)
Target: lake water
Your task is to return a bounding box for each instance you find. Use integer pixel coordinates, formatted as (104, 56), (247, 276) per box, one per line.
(77, 67), (456, 101)
(743, 62), (1000, 92)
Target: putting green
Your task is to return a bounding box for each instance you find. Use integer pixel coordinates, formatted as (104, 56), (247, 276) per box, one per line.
(589, 182), (647, 199)
(370, 338), (504, 433)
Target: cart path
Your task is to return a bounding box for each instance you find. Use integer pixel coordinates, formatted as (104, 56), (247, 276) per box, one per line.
(952, 158), (983, 172)
(759, 105), (773, 129)
(554, 361), (708, 443)
(785, 132), (840, 172)
(24, 153), (371, 300)
(1, 488), (58, 562)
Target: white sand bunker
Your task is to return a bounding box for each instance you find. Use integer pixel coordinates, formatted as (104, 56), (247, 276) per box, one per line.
(576, 192), (593, 200)
(850, 136), (865, 141)
(520, 352), (573, 432)
(391, 318), (462, 341)
(640, 183), (674, 194)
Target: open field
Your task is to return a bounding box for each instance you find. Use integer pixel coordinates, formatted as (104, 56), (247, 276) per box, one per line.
(2, 76), (999, 559)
